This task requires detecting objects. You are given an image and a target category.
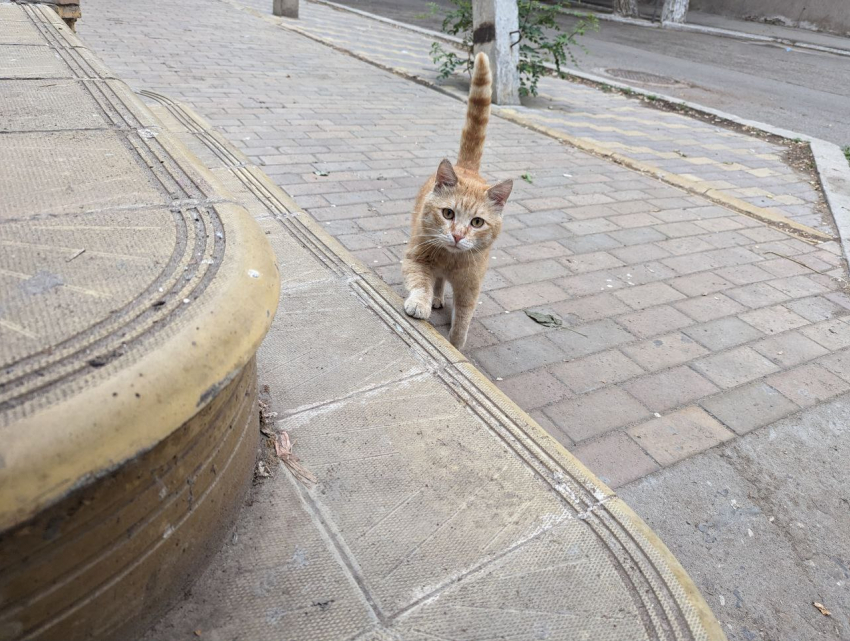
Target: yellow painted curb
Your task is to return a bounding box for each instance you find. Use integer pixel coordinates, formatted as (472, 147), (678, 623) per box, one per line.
(497, 108), (831, 244)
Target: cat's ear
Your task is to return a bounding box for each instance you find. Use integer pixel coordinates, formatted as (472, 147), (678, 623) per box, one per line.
(434, 159), (458, 191)
(487, 179), (513, 209)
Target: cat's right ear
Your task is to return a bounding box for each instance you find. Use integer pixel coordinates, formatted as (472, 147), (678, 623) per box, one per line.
(434, 159), (458, 191)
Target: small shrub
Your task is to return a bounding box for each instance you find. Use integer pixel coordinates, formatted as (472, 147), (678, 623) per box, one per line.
(430, 0), (597, 97)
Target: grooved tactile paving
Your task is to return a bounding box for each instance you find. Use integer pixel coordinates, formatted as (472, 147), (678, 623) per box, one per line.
(0, 4), (279, 640)
(136, 93), (728, 641)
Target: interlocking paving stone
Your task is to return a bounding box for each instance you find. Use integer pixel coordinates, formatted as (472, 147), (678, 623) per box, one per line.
(624, 367), (720, 413)
(692, 347), (781, 388)
(628, 407), (735, 466)
(623, 332), (709, 371)
(551, 349), (644, 394)
(700, 381), (800, 435)
(569, 431), (659, 489)
(766, 364), (850, 407)
(752, 331), (830, 367)
(544, 387), (650, 443)
(682, 316), (765, 351)
(617, 305), (695, 338)
(494, 369), (572, 410)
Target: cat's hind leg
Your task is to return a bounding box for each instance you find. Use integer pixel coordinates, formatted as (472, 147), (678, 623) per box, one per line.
(432, 277), (445, 309)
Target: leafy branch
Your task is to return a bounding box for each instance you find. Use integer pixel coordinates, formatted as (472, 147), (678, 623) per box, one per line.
(430, 0), (598, 96)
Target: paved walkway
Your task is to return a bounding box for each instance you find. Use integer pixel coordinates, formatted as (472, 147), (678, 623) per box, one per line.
(79, 0), (850, 490)
(75, 0), (850, 637)
(261, 0), (833, 237)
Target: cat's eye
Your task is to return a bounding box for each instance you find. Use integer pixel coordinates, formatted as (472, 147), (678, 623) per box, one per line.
(470, 217), (485, 228)
(442, 208), (455, 220)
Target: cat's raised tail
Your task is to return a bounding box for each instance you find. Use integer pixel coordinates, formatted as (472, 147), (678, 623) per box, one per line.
(456, 52), (492, 173)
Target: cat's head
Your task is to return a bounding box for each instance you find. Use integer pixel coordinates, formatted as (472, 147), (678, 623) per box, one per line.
(422, 159), (513, 254)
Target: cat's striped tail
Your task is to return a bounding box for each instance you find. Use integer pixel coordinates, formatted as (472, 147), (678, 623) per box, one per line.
(456, 52), (492, 172)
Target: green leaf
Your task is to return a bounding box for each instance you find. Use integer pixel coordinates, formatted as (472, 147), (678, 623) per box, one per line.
(524, 310), (562, 328)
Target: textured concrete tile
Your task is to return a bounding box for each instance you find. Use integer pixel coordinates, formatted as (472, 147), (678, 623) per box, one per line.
(726, 282), (790, 308)
(740, 305), (810, 335)
(669, 271), (734, 297)
(628, 407), (734, 466)
(617, 305), (694, 339)
(570, 431), (658, 488)
(489, 281), (568, 311)
(800, 319), (850, 351)
(472, 335), (565, 378)
(713, 264), (774, 285)
(546, 319), (634, 359)
(495, 370), (572, 410)
(819, 350), (850, 383)
(767, 275), (829, 299)
(674, 293), (746, 322)
(753, 332), (829, 368)
(692, 347), (780, 389)
(785, 296), (848, 322)
(479, 311), (549, 342)
(504, 240), (572, 261)
(700, 382), (799, 435)
(766, 364), (850, 408)
(550, 293), (631, 322)
(613, 282), (686, 311)
(560, 252), (626, 274)
(551, 350), (644, 394)
(544, 387), (650, 442)
(682, 317), (764, 351)
(498, 259), (570, 285)
(623, 332), (709, 372)
(609, 243), (671, 265)
(624, 367), (720, 413)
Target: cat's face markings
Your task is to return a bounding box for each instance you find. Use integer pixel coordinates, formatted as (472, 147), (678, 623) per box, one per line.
(426, 160), (512, 253)
(429, 200), (495, 252)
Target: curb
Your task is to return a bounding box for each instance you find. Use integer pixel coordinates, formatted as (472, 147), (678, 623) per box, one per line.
(303, 0), (850, 255)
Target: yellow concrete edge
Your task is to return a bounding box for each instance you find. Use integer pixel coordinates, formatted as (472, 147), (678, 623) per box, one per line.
(161, 95), (726, 638)
(495, 108), (831, 244)
(0, 94), (281, 533)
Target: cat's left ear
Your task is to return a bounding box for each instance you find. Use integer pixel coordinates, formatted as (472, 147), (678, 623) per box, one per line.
(487, 179), (513, 210)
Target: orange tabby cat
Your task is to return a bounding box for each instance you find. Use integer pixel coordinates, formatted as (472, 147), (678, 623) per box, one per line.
(402, 52), (513, 350)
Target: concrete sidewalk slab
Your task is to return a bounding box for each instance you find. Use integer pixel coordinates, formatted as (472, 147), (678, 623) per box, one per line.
(140, 91), (726, 641)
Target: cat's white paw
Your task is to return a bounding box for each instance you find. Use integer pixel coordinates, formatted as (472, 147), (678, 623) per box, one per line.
(432, 297), (444, 309)
(404, 296), (431, 319)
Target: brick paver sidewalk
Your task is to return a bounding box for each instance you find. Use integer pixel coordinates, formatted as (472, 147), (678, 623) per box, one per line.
(253, 0), (833, 237)
(79, 0), (850, 489)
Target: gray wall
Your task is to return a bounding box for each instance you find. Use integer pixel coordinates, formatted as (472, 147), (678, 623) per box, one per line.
(690, 0), (850, 36)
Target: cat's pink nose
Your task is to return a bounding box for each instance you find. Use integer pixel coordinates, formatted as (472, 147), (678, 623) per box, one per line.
(452, 231), (464, 244)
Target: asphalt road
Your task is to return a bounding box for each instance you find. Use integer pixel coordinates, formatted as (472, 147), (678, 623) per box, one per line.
(332, 0), (850, 148)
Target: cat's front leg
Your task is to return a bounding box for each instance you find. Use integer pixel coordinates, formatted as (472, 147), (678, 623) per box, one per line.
(448, 280), (480, 350)
(402, 259), (436, 320)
